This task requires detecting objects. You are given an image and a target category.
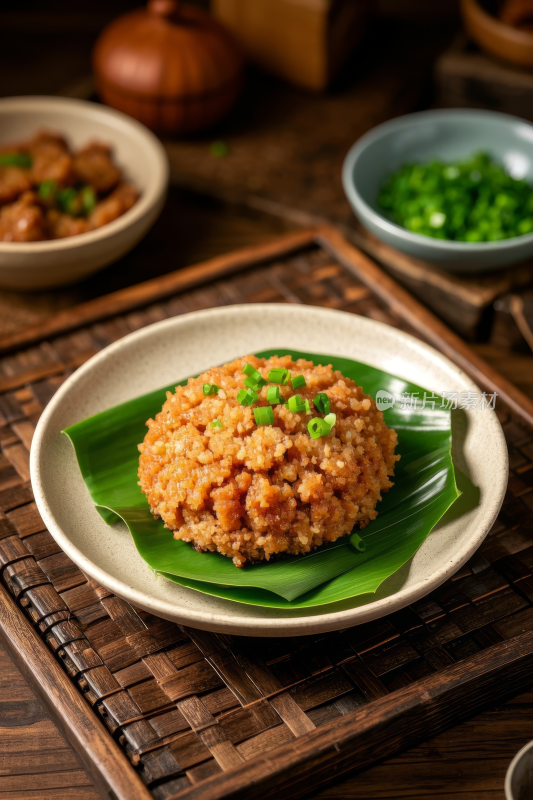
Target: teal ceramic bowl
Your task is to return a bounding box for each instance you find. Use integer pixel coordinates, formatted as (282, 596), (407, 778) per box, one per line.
(342, 109), (533, 273)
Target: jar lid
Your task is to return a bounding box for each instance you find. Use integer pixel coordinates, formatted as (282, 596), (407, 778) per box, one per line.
(93, 0), (243, 100)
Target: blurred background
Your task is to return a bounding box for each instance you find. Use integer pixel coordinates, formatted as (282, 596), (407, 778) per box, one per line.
(2, 0), (533, 398)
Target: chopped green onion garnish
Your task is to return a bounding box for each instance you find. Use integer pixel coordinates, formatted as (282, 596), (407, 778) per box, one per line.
(291, 375), (306, 389)
(243, 364), (262, 380)
(268, 368), (289, 384)
(0, 152), (32, 168)
(254, 406), (275, 425)
(314, 393), (330, 415)
(38, 179), (57, 201)
(351, 534), (366, 553)
(377, 151), (533, 242)
(210, 140), (229, 158)
(203, 383), (220, 395)
(244, 375), (267, 390)
(267, 386), (282, 405)
(81, 184), (96, 214)
(57, 187), (80, 215)
(304, 399), (311, 414)
(308, 418), (330, 439)
(308, 412), (336, 439)
(237, 388), (258, 406)
(287, 394), (306, 413)
(210, 419), (223, 429)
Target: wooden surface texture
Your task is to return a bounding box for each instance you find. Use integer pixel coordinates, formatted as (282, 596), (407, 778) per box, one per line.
(2, 8), (533, 798)
(437, 30), (533, 120)
(1, 231), (533, 800)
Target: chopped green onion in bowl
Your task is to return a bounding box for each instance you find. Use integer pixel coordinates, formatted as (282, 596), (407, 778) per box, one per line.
(378, 151), (533, 242)
(38, 179), (57, 202)
(57, 187), (81, 215)
(81, 184), (97, 214)
(0, 152), (32, 168)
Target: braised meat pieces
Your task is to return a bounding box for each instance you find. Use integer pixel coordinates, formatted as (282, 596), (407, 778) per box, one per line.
(0, 131), (139, 242)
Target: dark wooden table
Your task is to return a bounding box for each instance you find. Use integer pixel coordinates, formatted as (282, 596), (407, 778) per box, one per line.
(2, 6), (533, 798)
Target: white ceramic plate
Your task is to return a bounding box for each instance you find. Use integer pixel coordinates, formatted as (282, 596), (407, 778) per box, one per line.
(30, 305), (508, 636)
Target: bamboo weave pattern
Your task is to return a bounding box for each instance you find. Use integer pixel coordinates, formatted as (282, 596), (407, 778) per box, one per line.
(0, 245), (532, 799)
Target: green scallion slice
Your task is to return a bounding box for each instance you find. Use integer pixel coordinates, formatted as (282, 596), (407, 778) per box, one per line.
(351, 534), (366, 552)
(304, 399), (311, 414)
(291, 375), (306, 389)
(254, 406), (275, 425)
(267, 386), (282, 405)
(38, 179), (57, 202)
(203, 383), (220, 396)
(243, 364), (262, 381)
(210, 419), (223, 429)
(0, 152), (32, 168)
(314, 393), (330, 415)
(268, 368), (289, 384)
(377, 151), (533, 242)
(244, 375), (267, 390)
(81, 185), (96, 214)
(57, 187), (80, 215)
(287, 394), (306, 413)
(308, 412), (336, 439)
(237, 388), (258, 406)
(308, 418), (330, 439)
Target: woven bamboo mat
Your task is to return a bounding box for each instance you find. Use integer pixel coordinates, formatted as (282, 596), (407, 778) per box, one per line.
(2, 228), (533, 800)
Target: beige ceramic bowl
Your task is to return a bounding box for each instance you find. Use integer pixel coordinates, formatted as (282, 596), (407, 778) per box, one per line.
(0, 96), (169, 290)
(506, 739), (533, 799)
(31, 305), (508, 636)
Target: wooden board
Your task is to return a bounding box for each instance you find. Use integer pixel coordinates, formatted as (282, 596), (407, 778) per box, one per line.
(351, 223), (533, 341)
(1, 228), (533, 800)
(437, 31), (533, 122)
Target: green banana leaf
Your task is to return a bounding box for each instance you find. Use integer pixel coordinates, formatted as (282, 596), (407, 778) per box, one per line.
(64, 349), (465, 609)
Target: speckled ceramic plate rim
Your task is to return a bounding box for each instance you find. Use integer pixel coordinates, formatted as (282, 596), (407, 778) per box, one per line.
(30, 304), (508, 636)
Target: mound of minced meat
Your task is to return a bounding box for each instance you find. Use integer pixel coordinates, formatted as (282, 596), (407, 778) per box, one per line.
(138, 355), (399, 567)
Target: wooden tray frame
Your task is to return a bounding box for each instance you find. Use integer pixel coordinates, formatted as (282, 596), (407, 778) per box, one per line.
(1, 225), (533, 800)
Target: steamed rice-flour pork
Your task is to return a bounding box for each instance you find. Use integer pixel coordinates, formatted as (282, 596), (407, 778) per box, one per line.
(138, 355), (399, 568)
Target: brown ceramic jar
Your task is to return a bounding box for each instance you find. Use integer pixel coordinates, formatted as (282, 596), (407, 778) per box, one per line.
(93, 0), (244, 135)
